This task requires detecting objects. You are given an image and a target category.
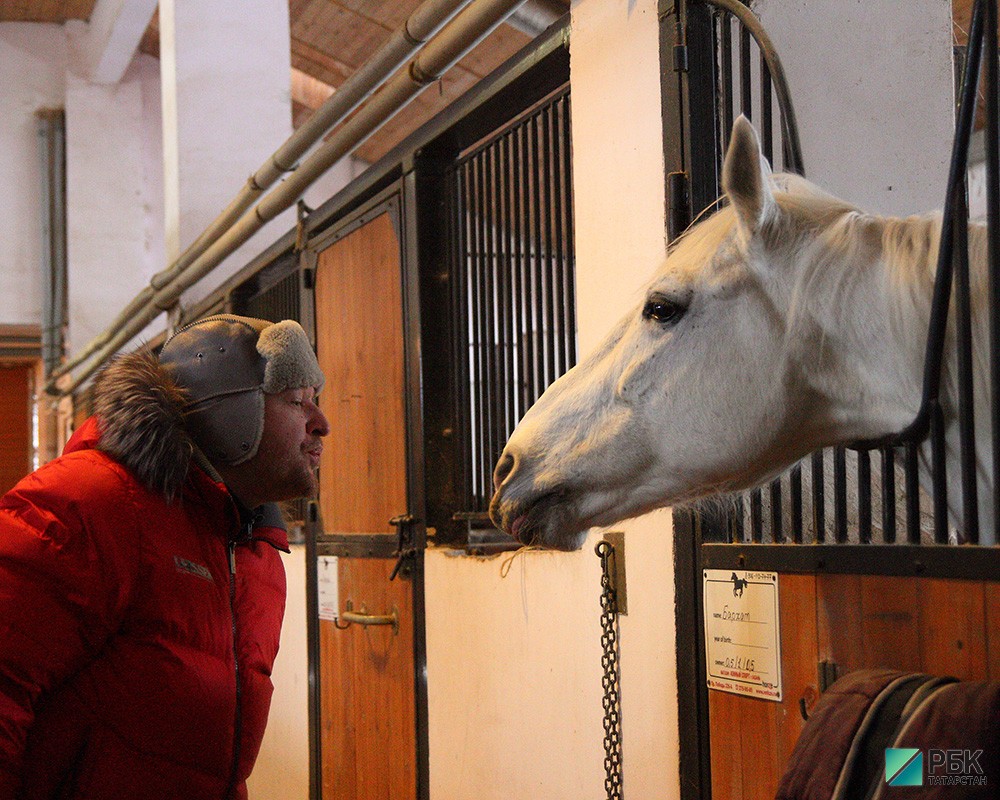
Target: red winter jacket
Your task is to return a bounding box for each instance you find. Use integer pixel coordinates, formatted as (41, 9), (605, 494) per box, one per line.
(0, 352), (289, 799)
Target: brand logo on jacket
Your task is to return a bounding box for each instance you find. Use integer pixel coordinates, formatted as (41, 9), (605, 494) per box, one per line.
(174, 556), (215, 583)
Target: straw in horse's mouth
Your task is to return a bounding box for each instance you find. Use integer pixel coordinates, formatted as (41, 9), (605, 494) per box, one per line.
(508, 489), (569, 545)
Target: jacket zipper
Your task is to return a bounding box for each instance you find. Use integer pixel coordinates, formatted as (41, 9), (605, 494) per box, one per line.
(225, 532), (244, 799)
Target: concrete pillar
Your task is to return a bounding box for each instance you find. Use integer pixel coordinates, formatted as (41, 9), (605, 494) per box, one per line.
(65, 54), (162, 353)
(159, 0), (293, 309)
(0, 24), (67, 328)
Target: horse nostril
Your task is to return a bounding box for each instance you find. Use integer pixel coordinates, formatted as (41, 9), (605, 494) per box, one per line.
(493, 451), (516, 491)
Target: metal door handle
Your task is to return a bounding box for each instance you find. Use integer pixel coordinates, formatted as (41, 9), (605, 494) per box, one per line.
(335, 600), (399, 634)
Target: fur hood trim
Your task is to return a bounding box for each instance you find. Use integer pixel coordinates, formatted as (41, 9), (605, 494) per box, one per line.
(93, 349), (194, 500)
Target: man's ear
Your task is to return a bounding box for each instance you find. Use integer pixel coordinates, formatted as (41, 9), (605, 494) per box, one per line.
(722, 115), (777, 239)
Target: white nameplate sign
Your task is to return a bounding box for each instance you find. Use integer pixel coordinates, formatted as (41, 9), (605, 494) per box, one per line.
(703, 569), (782, 702)
(317, 556), (340, 622)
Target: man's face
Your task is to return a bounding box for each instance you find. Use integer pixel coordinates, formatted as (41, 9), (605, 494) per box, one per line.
(248, 386), (329, 503)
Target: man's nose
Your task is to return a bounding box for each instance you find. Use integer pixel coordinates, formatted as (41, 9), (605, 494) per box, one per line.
(310, 404), (330, 437)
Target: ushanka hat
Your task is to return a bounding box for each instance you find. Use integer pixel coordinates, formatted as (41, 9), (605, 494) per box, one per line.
(159, 315), (324, 465)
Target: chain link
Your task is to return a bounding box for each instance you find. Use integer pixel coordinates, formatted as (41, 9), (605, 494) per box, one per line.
(596, 541), (624, 800)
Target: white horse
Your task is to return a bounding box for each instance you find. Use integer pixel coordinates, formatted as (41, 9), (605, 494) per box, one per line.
(490, 116), (994, 550)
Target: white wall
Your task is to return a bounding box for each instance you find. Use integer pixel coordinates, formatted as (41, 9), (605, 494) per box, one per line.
(248, 545), (310, 800)
(754, 0), (954, 217)
(425, 1), (680, 798)
(0, 24), (67, 327)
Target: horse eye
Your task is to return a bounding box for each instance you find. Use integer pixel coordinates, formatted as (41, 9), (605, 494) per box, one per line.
(642, 297), (686, 325)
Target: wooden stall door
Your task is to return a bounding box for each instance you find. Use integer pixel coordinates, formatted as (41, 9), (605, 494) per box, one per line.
(0, 364), (32, 494)
(707, 573), (1000, 799)
(314, 211), (417, 800)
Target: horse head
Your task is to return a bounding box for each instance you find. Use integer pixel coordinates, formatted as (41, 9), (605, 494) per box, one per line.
(490, 116), (927, 550)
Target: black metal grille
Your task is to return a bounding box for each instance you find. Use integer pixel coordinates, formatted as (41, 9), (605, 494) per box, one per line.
(234, 268), (301, 323)
(447, 88), (576, 515)
(687, 0), (998, 548)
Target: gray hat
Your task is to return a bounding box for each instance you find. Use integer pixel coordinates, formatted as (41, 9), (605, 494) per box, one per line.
(159, 314), (325, 465)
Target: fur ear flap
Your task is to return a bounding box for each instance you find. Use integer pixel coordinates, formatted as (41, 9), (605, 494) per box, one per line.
(722, 115), (777, 239)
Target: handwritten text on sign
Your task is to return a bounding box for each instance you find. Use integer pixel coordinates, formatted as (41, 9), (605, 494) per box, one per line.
(703, 569), (782, 701)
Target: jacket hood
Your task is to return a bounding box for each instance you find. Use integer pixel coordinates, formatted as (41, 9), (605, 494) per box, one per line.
(92, 349), (194, 500)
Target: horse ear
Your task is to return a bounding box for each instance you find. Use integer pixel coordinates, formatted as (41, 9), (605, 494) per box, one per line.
(722, 115), (777, 238)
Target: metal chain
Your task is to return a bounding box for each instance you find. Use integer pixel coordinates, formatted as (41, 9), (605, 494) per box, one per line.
(596, 540), (624, 800)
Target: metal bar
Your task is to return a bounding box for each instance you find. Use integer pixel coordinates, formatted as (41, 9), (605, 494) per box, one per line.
(739, 23), (751, 120)
(760, 52), (773, 164)
(720, 12), (734, 153)
(881, 447), (897, 544)
(541, 111), (556, 387)
(48, 0), (473, 386)
(905, 442), (921, 543)
(750, 489), (763, 542)
(531, 114), (545, 396)
(834, 446), (848, 543)
(50, 0), (529, 396)
(985, 0), (1000, 539)
(512, 125), (528, 420)
(470, 156), (488, 506)
(562, 96), (577, 368)
(790, 464), (803, 544)
(521, 121), (539, 408)
(492, 136), (510, 463)
(769, 478), (783, 543)
(502, 133), (517, 444)
(857, 450), (872, 544)
(888, 0), (985, 445)
(482, 149), (499, 507)
(812, 450), (825, 543)
(552, 99), (567, 378)
(952, 169), (980, 543)
(452, 166), (474, 508)
(930, 402), (949, 543)
(734, 495), (746, 543)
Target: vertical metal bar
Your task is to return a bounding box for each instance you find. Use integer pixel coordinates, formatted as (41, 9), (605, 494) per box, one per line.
(720, 12), (734, 144)
(857, 450), (872, 544)
(833, 446), (848, 543)
(540, 109), (556, 388)
(521, 122), (538, 408)
(760, 53), (773, 164)
(739, 23), (751, 120)
(495, 135), (514, 452)
(512, 125), (528, 420)
(552, 98), (567, 378)
(750, 489), (763, 542)
(790, 464), (803, 543)
(952, 170), (979, 543)
(769, 479), (783, 543)
(484, 145), (501, 498)
(930, 403), (949, 543)
(531, 113), (545, 396)
(734, 495), (746, 543)
(446, 168), (464, 505)
(985, 0), (1000, 539)
(812, 450), (826, 543)
(881, 447), (897, 544)
(475, 152), (493, 509)
(905, 442), (921, 543)
(562, 96), (577, 368)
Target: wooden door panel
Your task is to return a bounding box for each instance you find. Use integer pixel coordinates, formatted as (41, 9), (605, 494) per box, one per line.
(0, 364), (32, 494)
(316, 212), (407, 536)
(708, 572), (999, 799)
(314, 210), (416, 800)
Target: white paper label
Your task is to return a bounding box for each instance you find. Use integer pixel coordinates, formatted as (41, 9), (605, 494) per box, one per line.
(703, 569), (782, 701)
(317, 556), (339, 621)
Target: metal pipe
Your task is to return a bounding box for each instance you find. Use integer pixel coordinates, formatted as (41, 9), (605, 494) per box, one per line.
(46, 0), (473, 387)
(50, 0), (528, 397)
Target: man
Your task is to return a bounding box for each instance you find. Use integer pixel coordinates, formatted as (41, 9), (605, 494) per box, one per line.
(0, 315), (329, 799)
